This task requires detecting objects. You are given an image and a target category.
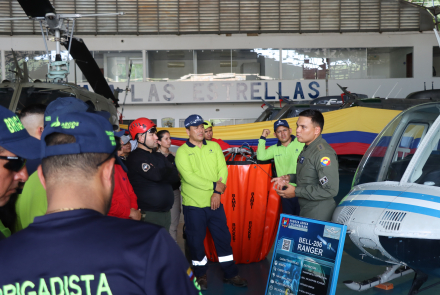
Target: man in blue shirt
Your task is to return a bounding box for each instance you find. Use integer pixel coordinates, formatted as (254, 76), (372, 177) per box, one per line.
(0, 112), (201, 295)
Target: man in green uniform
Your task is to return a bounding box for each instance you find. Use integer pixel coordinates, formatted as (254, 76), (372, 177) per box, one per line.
(257, 119), (304, 215)
(176, 114), (247, 290)
(273, 110), (339, 221)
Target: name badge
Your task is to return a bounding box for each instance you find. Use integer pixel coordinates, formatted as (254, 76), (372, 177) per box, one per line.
(298, 156), (305, 164)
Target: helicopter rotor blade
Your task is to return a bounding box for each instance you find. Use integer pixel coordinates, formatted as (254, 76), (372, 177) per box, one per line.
(63, 37), (119, 107)
(16, 0), (55, 18)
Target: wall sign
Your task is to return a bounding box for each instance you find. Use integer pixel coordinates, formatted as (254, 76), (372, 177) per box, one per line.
(81, 80), (321, 104)
(265, 214), (346, 295)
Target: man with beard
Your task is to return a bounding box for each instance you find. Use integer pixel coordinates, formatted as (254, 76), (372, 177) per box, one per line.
(0, 112), (201, 295)
(125, 118), (179, 230)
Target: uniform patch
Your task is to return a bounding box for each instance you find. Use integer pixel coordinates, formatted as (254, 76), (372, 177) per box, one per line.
(142, 163), (151, 172)
(298, 156), (305, 164)
(320, 157), (331, 166)
(320, 176), (329, 185)
(317, 144), (325, 151)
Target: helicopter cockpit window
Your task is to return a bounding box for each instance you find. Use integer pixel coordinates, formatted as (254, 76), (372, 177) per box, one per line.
(385, 123), (428, 181)
(353, 116), (402, 186)
(0, 88), (14, 109)
(16, 87), (74, 114)
(409, 126), (440, 187)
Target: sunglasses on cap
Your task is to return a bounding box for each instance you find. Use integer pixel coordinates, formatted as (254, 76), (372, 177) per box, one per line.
(0, 156), (27, 172)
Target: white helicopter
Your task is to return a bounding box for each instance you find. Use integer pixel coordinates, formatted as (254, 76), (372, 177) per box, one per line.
(331, 101), (440, 294)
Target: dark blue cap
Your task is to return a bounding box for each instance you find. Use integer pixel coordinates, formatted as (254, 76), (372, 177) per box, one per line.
(274, 119), (289, 131)
(184, 114), (208, 128)
(0, 106), (40, 159)
(44, 97), (111, 127)
(41, 112), (116, 159)
(114, 130), (125, 137)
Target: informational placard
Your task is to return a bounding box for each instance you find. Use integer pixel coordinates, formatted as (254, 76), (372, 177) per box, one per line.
(265, 214), (347, 295)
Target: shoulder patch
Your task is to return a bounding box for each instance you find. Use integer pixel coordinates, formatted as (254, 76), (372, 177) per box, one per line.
(317, 144), (325, 151)
(320, 176), (329, 185)
(320, 157), (331, 167)
(142, 163), (151, 172)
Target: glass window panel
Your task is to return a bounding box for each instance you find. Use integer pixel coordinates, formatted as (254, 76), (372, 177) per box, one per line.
(386, 123), (427, 182)
(196, 49), (279, 81)
(409, 125), (440, 187)
(5, 50), (73, 82)
(78, 51), (143, 83)
(282, 48), (367, 80)
(148, 50), (193, 81)
(367, 47), (413, 78)
(16, 87), (75, 114)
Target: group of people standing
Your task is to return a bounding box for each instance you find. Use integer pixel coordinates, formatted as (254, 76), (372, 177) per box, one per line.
(0, 96), (339, 294)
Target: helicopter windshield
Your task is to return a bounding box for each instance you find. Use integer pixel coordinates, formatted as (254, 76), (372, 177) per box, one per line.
(0, 87), (14, 109)
(16, 87), (75, 113)
(353, 104), (440, 186)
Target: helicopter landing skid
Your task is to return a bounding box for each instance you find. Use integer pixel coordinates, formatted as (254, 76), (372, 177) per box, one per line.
(343, 265), (413, 292)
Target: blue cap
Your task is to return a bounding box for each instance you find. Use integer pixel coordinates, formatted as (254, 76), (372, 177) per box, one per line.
(114, 130), (125, 137)
(44, 97), (111, 127)
(41, 112), (116, 159)
(184, 114), (208, 128)
(274, 119), (289, 131)
(0, 106), (40, 159)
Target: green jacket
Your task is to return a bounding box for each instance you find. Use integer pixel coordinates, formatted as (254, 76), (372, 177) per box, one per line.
(15, 171), (47, 231)
(256, 135), (305, 186)
(175, 139), (228, 208)
(294, 135), (339, 221)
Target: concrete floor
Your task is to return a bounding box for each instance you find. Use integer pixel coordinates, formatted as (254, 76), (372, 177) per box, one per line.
(174, 171), (440, 294)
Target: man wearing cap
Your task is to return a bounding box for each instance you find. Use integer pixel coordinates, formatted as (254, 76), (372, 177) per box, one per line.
(272, 110), (339, 222)
(119, 134), (132, 162)
(125, 117), (180, 230)
(257, 119), (304, 216)
(0, 112), (201, 295)
(203, 121), (231, 150)
(0, 105), (40, 239)
(15, 97), (114, 231)
(176, 114), (247, 290)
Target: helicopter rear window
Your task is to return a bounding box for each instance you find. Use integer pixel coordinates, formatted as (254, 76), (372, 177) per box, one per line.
(16, 87), (75, 113)
(0, 88), (14, 109)
(385, 123), (428, 181)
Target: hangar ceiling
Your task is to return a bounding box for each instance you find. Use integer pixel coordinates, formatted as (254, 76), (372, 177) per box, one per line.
(0, 0), (434, 35)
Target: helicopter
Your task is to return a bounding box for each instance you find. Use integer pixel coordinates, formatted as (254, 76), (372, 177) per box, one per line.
(0, 0), (124, 130)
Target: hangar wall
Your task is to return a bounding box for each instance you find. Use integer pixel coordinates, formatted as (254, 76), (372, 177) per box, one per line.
(0, 31), (437, 126)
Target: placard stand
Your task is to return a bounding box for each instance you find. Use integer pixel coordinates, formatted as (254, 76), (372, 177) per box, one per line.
(265, 214), (346, 295)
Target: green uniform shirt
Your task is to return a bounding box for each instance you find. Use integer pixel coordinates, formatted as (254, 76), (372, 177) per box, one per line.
(0, 220), (11, 238)
(256, 135), (305, 185)
(295, 135), (339, 221)
(15, 171), (47, 231)
(176, 139), (227, 208)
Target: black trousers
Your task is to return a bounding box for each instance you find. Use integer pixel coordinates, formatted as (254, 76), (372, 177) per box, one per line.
(183, 204), (238, 279)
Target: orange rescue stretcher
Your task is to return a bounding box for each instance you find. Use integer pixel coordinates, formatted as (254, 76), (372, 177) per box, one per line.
(203, 160), (282, 264)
